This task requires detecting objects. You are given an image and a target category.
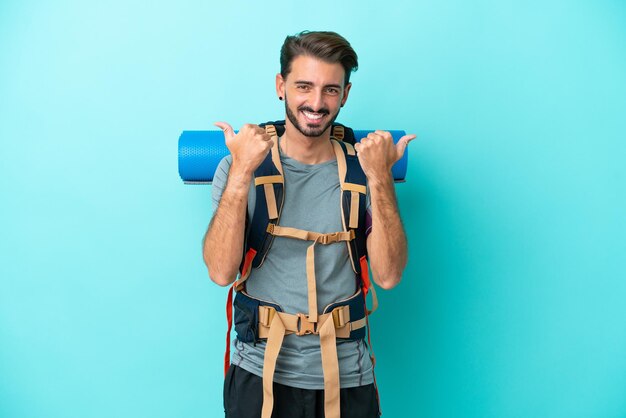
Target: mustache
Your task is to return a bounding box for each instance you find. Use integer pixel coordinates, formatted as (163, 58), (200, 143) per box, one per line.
(297, 106), (330, 115)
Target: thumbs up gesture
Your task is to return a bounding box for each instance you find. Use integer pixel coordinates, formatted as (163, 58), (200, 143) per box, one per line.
(354, 130), (417, 183)
(214, 122), (274, 176)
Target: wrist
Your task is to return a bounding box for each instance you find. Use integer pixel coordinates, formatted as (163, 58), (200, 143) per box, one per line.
(227, 161), (254, 192)
(366, 170), (394, 189)
(230, 159), (256, 178)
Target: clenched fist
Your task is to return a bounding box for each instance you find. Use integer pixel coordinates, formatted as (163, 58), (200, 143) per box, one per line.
(354, 130), (417, 183)
(214, 122), (274, 176)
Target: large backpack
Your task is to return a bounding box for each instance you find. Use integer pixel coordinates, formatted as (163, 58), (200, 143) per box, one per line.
(223, 121), (379, 418)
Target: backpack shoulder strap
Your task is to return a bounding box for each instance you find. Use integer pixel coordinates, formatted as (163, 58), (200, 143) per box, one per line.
(330, 140), (377, 314)
(236, 124), (284, 288)
(330, 139), (368, 277)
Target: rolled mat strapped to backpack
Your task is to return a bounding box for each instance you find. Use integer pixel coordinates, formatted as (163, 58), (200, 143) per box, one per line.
(178, 129), (409, 184)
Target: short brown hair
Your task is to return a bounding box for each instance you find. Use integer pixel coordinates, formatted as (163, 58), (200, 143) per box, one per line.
(280, 31), (358, 86)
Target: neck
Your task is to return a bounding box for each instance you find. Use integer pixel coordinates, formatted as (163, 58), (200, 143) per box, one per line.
(281, 122), (335, 165)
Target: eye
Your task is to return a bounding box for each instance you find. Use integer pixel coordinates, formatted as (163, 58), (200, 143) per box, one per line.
(296, 84), (310, 91)
(325, 87), (340, 95)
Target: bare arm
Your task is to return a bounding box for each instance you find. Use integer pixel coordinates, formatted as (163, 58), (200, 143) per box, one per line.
(203, 162), (252, 286)
(202, 122), (273, 286)
(355, 130), (416, 289)
(366, 173), (408, 289)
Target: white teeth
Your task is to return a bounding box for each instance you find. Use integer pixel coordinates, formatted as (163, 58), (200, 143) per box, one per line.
(303, 111), (323, 120)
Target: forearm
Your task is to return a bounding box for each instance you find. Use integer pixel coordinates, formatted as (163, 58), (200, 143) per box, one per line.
(203, 164), (252, 286)
(367, 173), (408, 289)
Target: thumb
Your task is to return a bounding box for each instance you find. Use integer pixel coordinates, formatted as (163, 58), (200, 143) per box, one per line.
(396, 134), (417, 159)
(214, 121), (235, 141)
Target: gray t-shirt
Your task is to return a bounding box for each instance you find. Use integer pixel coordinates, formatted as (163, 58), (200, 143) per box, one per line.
(211, 145), (374, 389)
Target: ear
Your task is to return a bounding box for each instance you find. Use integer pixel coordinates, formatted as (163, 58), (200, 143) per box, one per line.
(340, 82), (352, 107)
(276, 73), (285, 100)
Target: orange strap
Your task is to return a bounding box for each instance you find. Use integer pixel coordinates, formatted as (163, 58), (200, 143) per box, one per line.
(360, 256), (378, 315)
(234, 248), (257, 290)
(360, 256), (370, 295)
(224, 284), (234, 376)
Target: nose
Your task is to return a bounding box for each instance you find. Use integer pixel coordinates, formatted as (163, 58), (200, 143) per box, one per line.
(310, 89), (324, 111)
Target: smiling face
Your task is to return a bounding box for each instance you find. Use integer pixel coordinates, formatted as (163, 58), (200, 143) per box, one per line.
(276, 55), (352, 138)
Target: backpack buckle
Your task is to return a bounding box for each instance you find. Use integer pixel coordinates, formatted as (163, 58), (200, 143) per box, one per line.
(259, 306), (276, 328)
(331, 306), (349, 328)
(320, 232), (339, 244)
(296, 313), (317, 336)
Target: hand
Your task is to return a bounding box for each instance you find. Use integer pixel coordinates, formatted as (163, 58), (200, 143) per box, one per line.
(354, 130), (416, 183)
(214, 122), (274, 176)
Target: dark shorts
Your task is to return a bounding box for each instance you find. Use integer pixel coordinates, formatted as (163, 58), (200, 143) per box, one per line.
(224, 365), (380, 418)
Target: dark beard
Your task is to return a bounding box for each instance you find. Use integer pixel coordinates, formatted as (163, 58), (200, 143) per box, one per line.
(284, 97), (340, 138)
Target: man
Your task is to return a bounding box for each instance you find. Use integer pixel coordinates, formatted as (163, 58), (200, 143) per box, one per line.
(203, 30), (415, 418)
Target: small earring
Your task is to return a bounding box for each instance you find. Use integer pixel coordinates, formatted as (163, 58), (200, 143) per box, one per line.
(279, 96), (283, 101)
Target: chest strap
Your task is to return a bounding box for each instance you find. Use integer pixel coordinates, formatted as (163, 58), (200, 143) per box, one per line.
(268, 224), (355, 323)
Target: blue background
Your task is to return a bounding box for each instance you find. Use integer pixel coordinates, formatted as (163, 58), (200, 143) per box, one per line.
(1, 1), (625, 417)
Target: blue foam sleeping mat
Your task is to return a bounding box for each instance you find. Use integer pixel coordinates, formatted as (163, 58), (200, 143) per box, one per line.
(178, 129), (408, 184)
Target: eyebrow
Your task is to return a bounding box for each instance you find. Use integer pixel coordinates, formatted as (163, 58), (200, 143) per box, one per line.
(294, 80), (342, 89)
